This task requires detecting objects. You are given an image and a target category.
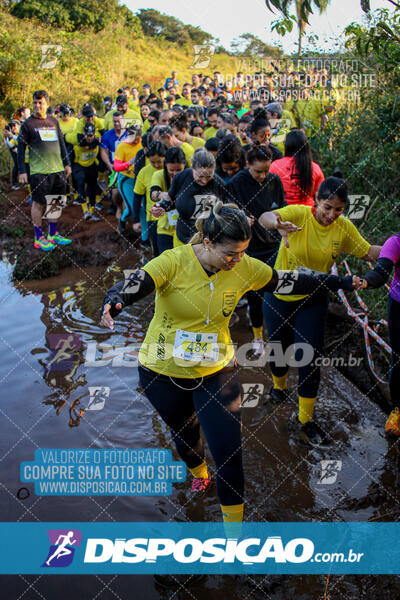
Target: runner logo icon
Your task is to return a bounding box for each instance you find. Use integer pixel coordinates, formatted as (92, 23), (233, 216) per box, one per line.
(42, 529), (82, 567)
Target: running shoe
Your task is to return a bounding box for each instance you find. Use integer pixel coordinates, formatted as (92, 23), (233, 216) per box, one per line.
(34, 236), (54, 251)
(385, 407), (400, 436)
(97, 178), (108, 192)
(11, 184), (20, 190)
(90, 214), (101, 222)
(299, 420), (330, 446)
(118, 219), (126, 233)
(26, 195), (32, 206)
(265, 386), (289, 405)
(47, 233), (72, 246)
(95, 202), (104, 211)
(191, 477), (211, 494)
(252, 338), (265, 357)
(84, 211), (92, 221)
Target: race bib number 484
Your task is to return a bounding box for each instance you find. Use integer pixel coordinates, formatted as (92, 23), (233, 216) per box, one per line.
(173, 329), (219, 362)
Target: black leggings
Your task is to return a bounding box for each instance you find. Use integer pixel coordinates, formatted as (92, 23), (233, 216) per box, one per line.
(138, 364), (243, 505)
(247, 251), (278, 329)
(263, 291), (328, 398)
(388, 296), (400, 408)
(147, 220), (159, 257)
(72, 163), (98, 206)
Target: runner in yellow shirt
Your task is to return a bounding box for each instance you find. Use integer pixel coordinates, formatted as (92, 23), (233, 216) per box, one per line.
(150, 146), (187, 253)
(101, 202), (358, 526)
(170, 114), (205, 150)
(259, 175), (381, 444)
(153, 125), (194, 166)
(132, 140), (167, 256)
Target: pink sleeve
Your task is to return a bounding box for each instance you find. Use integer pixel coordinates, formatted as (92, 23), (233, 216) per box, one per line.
(113, 158), (130, 172)
(380, 235), (400, 263)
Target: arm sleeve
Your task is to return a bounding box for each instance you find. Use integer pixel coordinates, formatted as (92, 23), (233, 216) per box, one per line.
(259, 267), (356, 295)
(362, 257), (394, 288)
(56, 120), (70, 167)
(17, 123), (28, 173)
(113, 158), (130, 172)
(101, 270), (155, 319)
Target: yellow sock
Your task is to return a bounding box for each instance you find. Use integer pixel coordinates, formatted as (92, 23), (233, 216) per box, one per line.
(95, 194), (101, 203)
(27, 184), (31, 194)
(81, 201), (88, 214)
(221, 503), (244, 539)
(220, 503), (244, 522)
(298, 396), (316, 424)
(252, 326), (263, 339)
(272, 373), (288, 391)
(189, 461), (209, 480)
(89, 204), (94, 214)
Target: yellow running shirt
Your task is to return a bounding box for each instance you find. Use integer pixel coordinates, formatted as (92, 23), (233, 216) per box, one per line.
(72, 144), (99, 167)
(114, 141), (142, 178)
(204, 127), (218, 140)
(139, 244), (273, 377)
(190, 136), (206, 150)
(58, 117), (78, 136)
(180, 142), (194, 166)
(134, 163), (158, 220)
(273, 205), (371, 301)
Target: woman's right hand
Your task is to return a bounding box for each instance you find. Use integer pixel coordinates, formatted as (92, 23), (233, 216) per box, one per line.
(100, 302), (122, 330)
(276, 214), (301, 248)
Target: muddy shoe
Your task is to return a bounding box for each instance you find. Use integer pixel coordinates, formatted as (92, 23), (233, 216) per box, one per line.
(264, 386), (290, 405)
(385, 407), (400, 436)
(191, 477), (212, 495)
(299, 420), (330, 446)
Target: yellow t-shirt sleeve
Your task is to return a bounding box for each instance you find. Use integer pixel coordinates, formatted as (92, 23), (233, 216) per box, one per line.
(248, 258), (274, 291)
(340, 218), (371, 258)
(274, 204), (306, 226)
(134, 169), (146, 195)
(142, 250), (175, 289)
(151, 170), (166, 190)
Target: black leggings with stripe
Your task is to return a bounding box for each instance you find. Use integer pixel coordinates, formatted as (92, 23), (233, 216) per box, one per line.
(138, 364), (243, 506)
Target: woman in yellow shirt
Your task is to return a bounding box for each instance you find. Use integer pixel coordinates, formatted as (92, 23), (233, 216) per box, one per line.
(170, 114), (206, 151)
(259, 175), (381, 444)
(101, 202), (355, 526)
(150, 146), (187, 254)
(131, 141), (167, 256)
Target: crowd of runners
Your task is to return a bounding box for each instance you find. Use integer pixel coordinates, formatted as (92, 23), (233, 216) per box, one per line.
(3, 68), (399, 527)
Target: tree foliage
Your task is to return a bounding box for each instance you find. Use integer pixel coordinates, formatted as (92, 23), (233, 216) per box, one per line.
(10, 0), (141, 33)
(136, 9), (213, 47)
(345, 8), (400, 71)
(230, 33), (282, 57)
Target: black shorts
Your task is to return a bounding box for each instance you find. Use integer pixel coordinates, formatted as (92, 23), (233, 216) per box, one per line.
(30, 172), (67, 206)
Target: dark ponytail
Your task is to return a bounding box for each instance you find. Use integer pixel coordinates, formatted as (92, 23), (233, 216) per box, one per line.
(284, 129), (313, 196)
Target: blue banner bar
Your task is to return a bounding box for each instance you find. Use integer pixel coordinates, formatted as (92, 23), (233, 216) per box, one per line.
(0, 522), (399, 574)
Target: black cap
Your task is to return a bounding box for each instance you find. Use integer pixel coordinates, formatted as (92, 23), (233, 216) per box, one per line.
(84, 122), (96, 136)
(59, 103), (71, 115)
(82, 104), (95, 117)
(116, 95), (128, 105)
(103, 96), (112, 103)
